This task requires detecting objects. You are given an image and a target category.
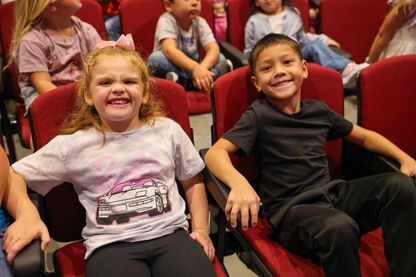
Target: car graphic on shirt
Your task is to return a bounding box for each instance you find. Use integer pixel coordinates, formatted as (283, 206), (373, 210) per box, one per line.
(96, 179), (171, 225)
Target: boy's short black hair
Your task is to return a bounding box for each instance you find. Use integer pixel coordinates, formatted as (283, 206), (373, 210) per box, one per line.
(248, 33), (303, 76)
(250, 0), (293, 15)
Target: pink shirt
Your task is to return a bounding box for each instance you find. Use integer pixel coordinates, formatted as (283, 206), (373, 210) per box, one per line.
(13, 16), (100, 89)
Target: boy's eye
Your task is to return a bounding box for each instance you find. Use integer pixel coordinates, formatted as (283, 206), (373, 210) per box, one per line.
(284, 60), (293, 65)
(261, 66), (272, 71)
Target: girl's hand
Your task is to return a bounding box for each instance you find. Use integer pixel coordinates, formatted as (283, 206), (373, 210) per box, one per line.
(189, 229), (215, 261)
(325, 38), (340, 48)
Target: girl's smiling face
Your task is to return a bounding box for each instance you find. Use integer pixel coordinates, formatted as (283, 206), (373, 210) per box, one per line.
(84, 54), (148, 132)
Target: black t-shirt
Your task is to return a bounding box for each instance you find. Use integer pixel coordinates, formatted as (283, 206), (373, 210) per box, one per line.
(223, 98), (353, 221)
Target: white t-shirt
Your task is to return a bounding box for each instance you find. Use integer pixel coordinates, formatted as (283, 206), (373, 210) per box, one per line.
(153, 12), (216, 61)
(12, 118), (205, 258)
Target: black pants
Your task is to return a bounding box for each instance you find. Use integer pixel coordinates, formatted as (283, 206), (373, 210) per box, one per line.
(85, 229), (216, 277)
(275, 172), (416, 277)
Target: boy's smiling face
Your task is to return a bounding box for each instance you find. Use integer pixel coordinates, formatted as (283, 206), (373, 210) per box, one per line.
(251, 43), (308, 113)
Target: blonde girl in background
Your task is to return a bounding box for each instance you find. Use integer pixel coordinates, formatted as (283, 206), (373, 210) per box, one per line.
(7, 0), (100, 113)
(7, 34), (217, 277)
(367, 0), (416, 63)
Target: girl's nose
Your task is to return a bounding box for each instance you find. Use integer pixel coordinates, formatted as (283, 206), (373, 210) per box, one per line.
(111, 82), (126, 93)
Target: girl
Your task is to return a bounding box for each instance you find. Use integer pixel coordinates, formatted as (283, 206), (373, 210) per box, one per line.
(245, 0), (369, 89)
(7, 35), (216, 277)
(368, 0), (416, 62)
(7, 0), (101, 113)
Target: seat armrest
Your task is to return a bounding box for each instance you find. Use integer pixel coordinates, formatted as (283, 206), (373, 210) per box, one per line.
(12, 239), (44, 277)
(200, 148), (250, 229)
(219, 41), (248, 69)
(329, 45), (352, 60)
(344, 141), (400, 180)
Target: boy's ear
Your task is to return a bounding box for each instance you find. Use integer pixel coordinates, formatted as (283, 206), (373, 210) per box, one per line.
(163, 0), (173, 12)
(302, 60), (308, 79)
(251, 76), (262, 92)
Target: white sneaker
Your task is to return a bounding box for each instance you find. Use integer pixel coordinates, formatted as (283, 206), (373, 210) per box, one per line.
(166, 72), (179, 82)
(341, 62), (369, 89)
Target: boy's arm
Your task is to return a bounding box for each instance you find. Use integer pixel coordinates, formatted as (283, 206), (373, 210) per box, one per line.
(367, 6), (408, 63)
(29, 72), (57, 95)
(161, 38), (215, 91)
(205, 138), (260, 230)
(345, 124), (416, 176)
(180, 174), (214, 261)
(2, 168), (50, 264)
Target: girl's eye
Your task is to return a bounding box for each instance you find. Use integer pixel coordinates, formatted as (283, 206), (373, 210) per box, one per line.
(124, 80), (136, 85)
(100, 81), (111, 86)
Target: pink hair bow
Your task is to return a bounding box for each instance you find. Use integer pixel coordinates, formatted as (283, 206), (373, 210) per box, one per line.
(96, 34), (135, 50)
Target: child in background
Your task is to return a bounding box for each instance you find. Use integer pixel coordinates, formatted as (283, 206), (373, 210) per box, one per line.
(7, 0), (101, 113)
(8, 35), (216, 277)
(98, 0), (123, 41)
(212, 0), (227, 42)
(205, 33), (416, 277)
(0, 145), (49, 277)
(245, 0), (369, 89)
(148, 0), (232, 92)
(367, 0), (416, 63)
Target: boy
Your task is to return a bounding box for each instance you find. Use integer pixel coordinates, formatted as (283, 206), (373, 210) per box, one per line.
(0, 146), (49, 276)
(147, 0), (232, 92)
(205, 33), (416, 277)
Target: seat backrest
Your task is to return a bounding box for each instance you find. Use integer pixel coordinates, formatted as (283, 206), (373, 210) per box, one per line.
(29, 78), (192, 242)
(0, 1), (22, 102)
(211, 64), (344, 192)
(358, 54), (416, 158)
(226, 0), (310, 52)
(320, 0), (388, 62)
(74, 0), (107, 39)
(119, 0), (214, 59)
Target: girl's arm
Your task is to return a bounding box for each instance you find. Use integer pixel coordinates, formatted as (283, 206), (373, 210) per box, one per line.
(205, 138), (260, 230)
(180, 174), (214, 261)
(345, 124), (416, 177)
(29, 72), (58, 95)
(368, 6), (409, 62)
(2, 168), (50, 264)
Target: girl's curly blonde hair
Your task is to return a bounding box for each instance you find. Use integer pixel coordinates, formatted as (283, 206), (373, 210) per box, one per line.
(61, 45), (166, 140)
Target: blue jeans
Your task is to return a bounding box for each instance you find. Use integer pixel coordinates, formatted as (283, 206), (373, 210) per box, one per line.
(104, 15), (121, 41)
(302, 40), (351, 74)
(147, 51), (226, 90)
(0, 227), (13, 277)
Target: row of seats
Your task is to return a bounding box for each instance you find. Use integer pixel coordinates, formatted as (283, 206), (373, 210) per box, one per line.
(14, 53), (416, 277)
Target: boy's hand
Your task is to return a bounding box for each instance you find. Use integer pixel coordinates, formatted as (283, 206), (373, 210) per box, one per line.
(3, 215), (50, 264)
(189, 229), (215, 261)
(192, 65), (214, 91)
(400, 158), (416, 177)
(325, 38), (340, 48)
(226, 183), (260, 231)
